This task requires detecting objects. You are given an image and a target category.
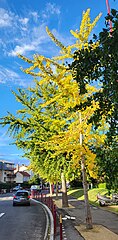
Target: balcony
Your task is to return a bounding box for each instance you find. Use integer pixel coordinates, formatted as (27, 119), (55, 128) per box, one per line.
(7, 174), (16, 178)
(0, 161), (14, 171)
(0, 162), (3, 170)
(3, 166), (14, 171)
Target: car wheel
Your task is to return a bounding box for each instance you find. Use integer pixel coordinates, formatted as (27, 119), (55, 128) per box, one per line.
(99, 201), (105, 207)
(13, 202), (16, 206)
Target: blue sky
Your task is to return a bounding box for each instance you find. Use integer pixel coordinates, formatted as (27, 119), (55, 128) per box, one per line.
(0, 0), (117, 166)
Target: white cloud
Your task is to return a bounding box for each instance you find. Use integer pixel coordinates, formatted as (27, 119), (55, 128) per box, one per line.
(0, 131), (10, 147)
(20, 26), (28, 32)
(0, 153), (22, 156)
(9, 44), (36, 56)
(42, 2), (61, 19)
(0, 5), (62, 60)
(8, 23), (51, 57)
(46, 2), (60, 15)
(0, 66), (19, 79)
(30, 11), (39, 22)
(0, 65), (30, 87)
(0, 8), (13, 27)
(19, 17), (29, 25)
(0, 7), (51, 57)
(0, 8), (29, 31)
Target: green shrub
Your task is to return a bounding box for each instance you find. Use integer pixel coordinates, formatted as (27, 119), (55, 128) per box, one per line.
(0, 182), (16, 192)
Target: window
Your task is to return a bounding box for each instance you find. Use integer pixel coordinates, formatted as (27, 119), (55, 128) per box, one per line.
(16, 192), (28, 197)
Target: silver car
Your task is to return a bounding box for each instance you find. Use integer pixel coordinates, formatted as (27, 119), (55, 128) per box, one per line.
(13, 190), (30, 206)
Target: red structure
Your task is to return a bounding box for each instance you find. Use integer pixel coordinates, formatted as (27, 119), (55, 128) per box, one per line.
(106, 0), (112, 33)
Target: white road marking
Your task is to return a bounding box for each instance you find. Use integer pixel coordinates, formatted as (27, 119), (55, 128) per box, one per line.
(0, 213), (5, 218)
(68, 199), (78, 201)
(65, 214), (76, 220)
(62, 217), (67, 220)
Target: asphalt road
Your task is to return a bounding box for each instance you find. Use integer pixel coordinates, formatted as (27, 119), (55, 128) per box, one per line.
(0, 193), (48, 240)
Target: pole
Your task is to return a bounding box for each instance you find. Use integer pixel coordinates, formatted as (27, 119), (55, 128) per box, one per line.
(53, 204), (56, 236)
(60, 214), (63, 240)
(106, 0), (112, 34)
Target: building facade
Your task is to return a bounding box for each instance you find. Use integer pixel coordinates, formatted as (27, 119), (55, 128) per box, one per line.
(0, 162), (33, 184)
(15, 171), (30, 184)
(14, 164), (34, 179)
(0, 160), (15, 183)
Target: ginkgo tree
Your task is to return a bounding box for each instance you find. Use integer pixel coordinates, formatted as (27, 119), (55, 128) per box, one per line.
(0, 9), (108, 229)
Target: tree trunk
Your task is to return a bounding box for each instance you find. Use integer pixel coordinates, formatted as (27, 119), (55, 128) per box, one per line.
(81, 155), (93, 229)
(79, 112), (93, 229)
(61, 172), (68, 207)
(55, 181), (59, 199)
(50, 183), (52, 196)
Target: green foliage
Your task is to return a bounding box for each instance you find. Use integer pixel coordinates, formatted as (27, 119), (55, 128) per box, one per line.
(70, 9), (118, 191)
(97, 138), (118, 192)
(98, 183), (106, 189)
(70, 9), (118, 132)
(0, 182), (16, 192)
(28, 175), (41, 185)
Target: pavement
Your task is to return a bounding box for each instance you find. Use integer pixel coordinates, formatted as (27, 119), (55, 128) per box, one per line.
(53, 194), (118, 240)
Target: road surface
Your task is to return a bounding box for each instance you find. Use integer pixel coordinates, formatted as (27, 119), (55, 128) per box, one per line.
(0, 193), (48, 240)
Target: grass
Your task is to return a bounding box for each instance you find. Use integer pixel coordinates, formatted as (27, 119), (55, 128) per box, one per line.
(67, 188), (118, 214)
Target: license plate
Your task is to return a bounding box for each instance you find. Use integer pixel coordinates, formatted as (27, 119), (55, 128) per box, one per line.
(20, 198), (25, 201)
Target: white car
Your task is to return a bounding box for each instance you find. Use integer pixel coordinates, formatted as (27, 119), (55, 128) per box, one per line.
(30, 185), (41, 190)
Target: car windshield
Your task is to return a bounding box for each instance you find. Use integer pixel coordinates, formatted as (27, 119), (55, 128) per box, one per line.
(16, 192), (28, 197)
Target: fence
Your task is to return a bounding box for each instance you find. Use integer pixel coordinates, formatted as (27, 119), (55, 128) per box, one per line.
(31, 190), (63, 239)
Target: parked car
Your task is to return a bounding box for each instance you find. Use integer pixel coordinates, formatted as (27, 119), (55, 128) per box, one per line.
(30, 185), (41, 195)
(97, 193), (118, 206)
(12, 186), (22, 192)
(30, 185), (41, 191)
(13, 190), (31, 206)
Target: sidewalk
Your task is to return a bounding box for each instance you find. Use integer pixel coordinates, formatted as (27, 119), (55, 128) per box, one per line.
(53, 194), (118, 240)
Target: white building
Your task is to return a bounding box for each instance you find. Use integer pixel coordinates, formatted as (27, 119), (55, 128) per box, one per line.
(15, 171), (30, 184)
(14, 164), (34, 178)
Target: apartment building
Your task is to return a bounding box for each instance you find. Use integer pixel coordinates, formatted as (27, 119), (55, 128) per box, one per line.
(0, 160), (16, 183)
(0, 161), (33, 184)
